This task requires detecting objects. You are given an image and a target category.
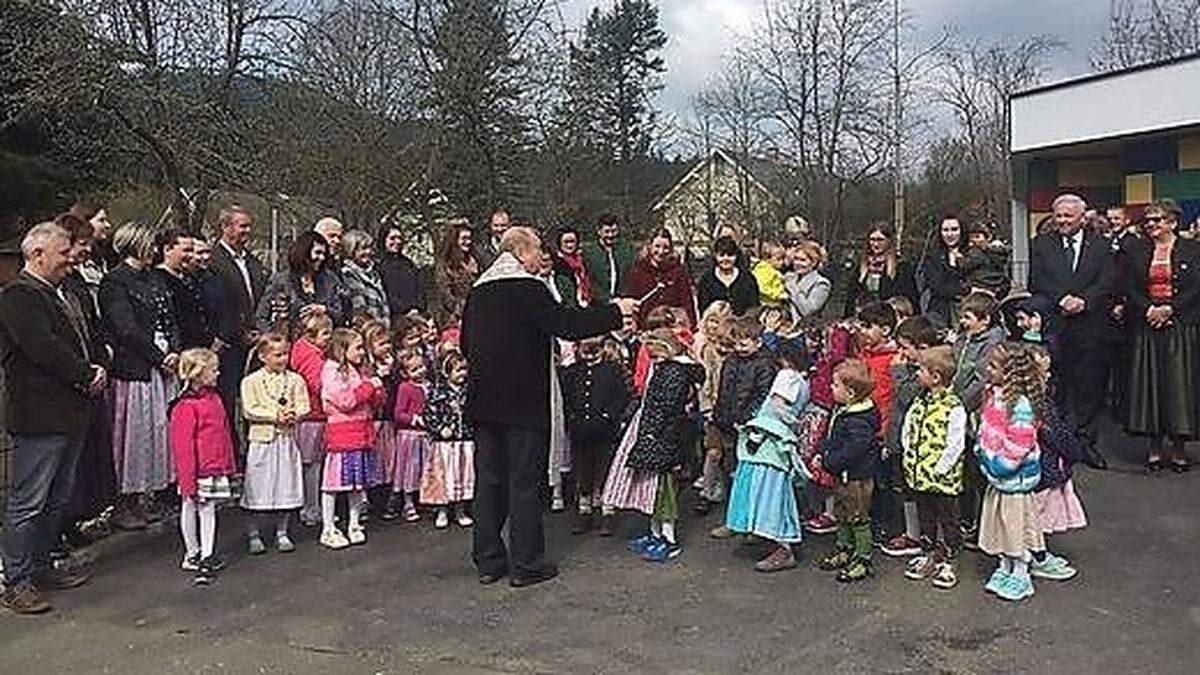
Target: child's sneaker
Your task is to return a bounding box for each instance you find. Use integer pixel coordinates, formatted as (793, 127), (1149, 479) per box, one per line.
(641, 539), (681, 563)
(434, 509), (450, 529)
(247, 534), (267, 555)
(347, 525), (367, 545)
(882, 534), (922, 557)
(276, 534), (296, 553)
(380, 501), (401, 522)
(709, 525), (734, 539)
(818, 547), (853, 571)
(456, 513), (474, 528)
(320, 528), (351, 550)
(193, 556), (222, 585)
(753, 544), (797, 573)
(930, 562), (958, 589)
(180, 553), (201, 572)
(904, 554), (938, 580)
(550, 496), (565, 512)
(984, 567), (1010, 594)
(627, 533), (656, 555)
(836, 558), (872, 583)
(960, 522), (980, 551)
(1030, 553), (1077, 581)
(804, 514), (837, 535)
(402, 503), (420, 522)
(996, 573), (1034, 601)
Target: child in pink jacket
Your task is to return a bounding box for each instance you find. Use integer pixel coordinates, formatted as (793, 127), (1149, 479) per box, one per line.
(319, 328), (385, 549)
(169, 348), (237, 584)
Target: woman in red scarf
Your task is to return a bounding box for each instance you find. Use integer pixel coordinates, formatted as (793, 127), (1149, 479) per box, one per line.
(552, 227), (593, 307)
(627, 228), (697, 328)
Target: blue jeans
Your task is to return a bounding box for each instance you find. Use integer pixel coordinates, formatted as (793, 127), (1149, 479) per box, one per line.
(3, 433), (85, 588)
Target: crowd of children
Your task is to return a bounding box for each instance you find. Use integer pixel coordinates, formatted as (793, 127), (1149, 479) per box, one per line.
(165, 266), (1088, 601)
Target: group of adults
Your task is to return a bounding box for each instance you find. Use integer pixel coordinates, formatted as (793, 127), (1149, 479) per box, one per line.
(1030, 194), (1200, 472)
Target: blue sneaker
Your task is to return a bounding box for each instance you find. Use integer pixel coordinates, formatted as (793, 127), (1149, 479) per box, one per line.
(984, 567), (1010, 594)
(642, 539), (681, 563)
(996, 573), (1035, 601)
(627, 534), (656, 555)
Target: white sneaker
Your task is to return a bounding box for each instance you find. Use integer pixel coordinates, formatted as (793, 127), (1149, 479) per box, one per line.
(320, 529), (350, 550)
(181, 553), (201, 571)
(347, 526), (366, 545)
(457, 513), (474, 528)
(435, 510), (450, 529)
(551, 496), (565, 512)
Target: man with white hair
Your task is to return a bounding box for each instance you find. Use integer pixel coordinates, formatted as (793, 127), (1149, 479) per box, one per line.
(1030, 193), (1116, 470)
(0, 222), (107, 614)
(461, 227), (638, 587)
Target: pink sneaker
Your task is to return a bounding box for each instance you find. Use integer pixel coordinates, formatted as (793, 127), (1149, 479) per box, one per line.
(803, 513), (837, 535)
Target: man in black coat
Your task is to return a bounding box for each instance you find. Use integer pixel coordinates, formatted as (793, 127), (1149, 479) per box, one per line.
(1030, 193), (1116, 469)
(0, 222), (107, 614)
(208, 206), (267, 444)
(461, 227), (637, 587)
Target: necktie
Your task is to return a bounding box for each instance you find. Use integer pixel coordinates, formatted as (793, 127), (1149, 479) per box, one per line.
(1063, 236), (1077, 273)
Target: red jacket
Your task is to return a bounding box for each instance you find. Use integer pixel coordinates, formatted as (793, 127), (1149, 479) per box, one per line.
(627, 255), (697, 328)
(393, 380), (427, 430)
(858, 342), (898, 437)
(290, 337), (326, 421)
(169, 388), (238, 497)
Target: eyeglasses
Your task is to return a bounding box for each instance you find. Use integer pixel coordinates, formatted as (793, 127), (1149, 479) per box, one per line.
(1144, 216), (1165, 223)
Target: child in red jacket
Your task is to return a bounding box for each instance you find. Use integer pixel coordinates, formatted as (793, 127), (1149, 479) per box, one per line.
(289, 311), (333, 527)
(320, 328), (385, 549)
(169, 348), (237, 584)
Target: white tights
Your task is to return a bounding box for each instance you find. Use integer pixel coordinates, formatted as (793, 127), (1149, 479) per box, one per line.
(180, 497), (217, 560)
(322, 491), (366, 532)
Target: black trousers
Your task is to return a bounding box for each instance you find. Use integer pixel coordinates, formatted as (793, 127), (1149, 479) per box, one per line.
(217, 345), (248, 455)
(915, 492), (961, 558)
(1058, 334), (1109, 449)
(473, 423), (549, 578)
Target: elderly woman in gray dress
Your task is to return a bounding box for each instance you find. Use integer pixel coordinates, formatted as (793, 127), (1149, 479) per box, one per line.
(340, 229), (390, 327)
(784, 239), (831, 324)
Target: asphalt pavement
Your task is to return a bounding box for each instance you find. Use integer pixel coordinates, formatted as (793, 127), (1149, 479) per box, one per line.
(1, 424), (1198, 674)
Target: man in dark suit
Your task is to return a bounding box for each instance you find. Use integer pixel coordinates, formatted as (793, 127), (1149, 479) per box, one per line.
(208, 205), (267, 444)
(0, 222), (107, 614)
(472, 208), (510, 270)
(461, 227), (637, 588)
(1030, 193), (1116, 469)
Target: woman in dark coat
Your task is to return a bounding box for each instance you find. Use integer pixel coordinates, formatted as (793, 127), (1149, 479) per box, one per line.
(1124, 200), (1200, 472)
(627, 229), (697, 328)
(843, 222), (917, 317)
(99, 221), (181, 527)
(376, 223), (426, 320)
(256, 231), (345, 334)
(552, 227), (592, 308)
(920, 216), (967, 328)
(696, 235), (759, 316)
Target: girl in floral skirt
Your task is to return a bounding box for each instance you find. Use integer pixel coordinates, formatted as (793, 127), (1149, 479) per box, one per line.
(421, 351), (475, 529)
(319, 328), (385, 549)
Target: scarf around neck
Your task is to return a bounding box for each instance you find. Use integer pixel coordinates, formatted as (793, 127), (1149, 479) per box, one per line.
(558, 251), (593, 303)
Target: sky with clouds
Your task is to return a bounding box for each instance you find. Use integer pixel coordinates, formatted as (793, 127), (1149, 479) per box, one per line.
(563, 0), (1112, 117)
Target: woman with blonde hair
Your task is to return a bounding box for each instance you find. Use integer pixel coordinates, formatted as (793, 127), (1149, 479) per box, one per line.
(785, 239), (832, 323)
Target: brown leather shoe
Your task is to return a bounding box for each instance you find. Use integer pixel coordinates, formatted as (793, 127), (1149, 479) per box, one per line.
(3, 585), (52, 614)
(35, 566), (92, 590)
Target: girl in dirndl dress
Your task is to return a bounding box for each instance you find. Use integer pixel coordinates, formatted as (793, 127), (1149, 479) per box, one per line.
(168, 348), (236, 583)
(100, 221), (181, 527)
(241, 333), (310, 554)
(289, 310), (333, 526)
(388, 350), (430, 522)
(605, 329), (705, 564)
(319, 329), (385, 549)
(360, 320), (399, 521)
(421, 351), (476, 530)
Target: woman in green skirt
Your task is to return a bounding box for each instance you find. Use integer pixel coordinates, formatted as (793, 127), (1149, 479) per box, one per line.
(1125, 199), (1200, 473)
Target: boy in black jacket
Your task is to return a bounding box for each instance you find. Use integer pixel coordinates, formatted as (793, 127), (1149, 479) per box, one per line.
(700, 315), (779, 520)
(561, 336), (631, 535)
(817, 358), (881, 582)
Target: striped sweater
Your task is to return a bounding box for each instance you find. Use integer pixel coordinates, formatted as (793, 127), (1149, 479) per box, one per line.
(975, 387), (1041, 493)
